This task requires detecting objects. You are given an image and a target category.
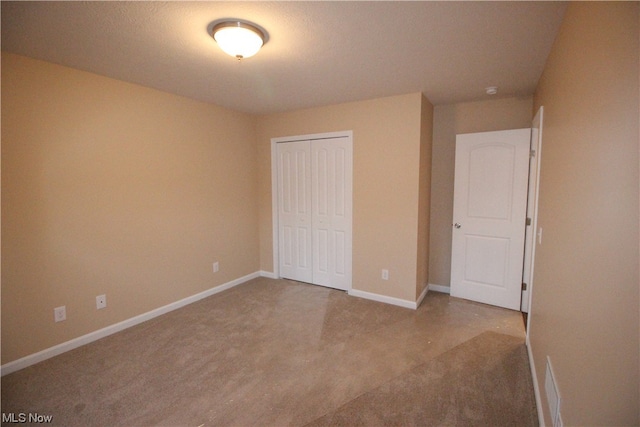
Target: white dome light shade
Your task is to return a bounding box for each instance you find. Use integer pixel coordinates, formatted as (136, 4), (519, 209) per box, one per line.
(212, 21), (265, 60)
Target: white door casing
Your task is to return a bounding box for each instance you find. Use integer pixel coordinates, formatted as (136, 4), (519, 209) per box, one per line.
(522, 107), (544, 313)
(272, 132), (353, 291)
(450, 128), (531, 310)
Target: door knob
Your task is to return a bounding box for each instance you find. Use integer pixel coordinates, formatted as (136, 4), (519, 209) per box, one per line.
(454, 223), (461, 229)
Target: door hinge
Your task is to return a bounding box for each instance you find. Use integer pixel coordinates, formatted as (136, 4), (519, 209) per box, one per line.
(530, 149), (536, 158)
(522, 282), (527, 291)
(526, 217), (532, 226)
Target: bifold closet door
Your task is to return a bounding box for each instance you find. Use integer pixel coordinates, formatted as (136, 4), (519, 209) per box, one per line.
(311, 137), (352, 290)
(277, 140), (313, 284)
(276, 137), (352, 291)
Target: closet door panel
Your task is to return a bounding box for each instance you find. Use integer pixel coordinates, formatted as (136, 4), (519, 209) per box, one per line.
(312, 137), (352, 290)
(277, 141), (312, 283)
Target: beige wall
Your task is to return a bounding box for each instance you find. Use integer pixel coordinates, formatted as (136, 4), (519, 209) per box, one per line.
(2, 54), (433, 365)
(530, 2), (639, 425)
(428, 96), (533, 287)
(256, 93), (430, 303)
(1, 53), (260, 364)
(416, 95), (434, 299)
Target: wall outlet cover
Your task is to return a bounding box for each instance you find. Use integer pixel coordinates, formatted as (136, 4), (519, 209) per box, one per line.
(96, 294), (107, 310)
(54, 306), (66, 322)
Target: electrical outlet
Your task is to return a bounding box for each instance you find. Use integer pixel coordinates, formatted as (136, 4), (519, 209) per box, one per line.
(54, 306), (66, 322)
(382, 269), (389, 280)
(96, 294), (107, 310)
(213, 262), (219, 273)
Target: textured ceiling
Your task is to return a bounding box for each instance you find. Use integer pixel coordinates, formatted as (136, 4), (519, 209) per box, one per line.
(1, 1), (566, 115)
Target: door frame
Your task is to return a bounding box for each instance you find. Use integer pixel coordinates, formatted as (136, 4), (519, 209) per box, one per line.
(522, 106), (544, 313)
(270, 130), (353, 287)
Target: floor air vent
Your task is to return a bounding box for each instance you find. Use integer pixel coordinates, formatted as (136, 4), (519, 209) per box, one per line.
(545, 356), (562, 427)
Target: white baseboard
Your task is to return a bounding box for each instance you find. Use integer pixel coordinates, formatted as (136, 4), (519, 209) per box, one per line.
(348, 288), (420, 310)
(259, 270), (278, 279)
(427, 283), (451, 294)
(416, 284), (429, 308)
(526, 336), (545, 426)
(261, 271), (425, 310)
(0, 271), (261, 377)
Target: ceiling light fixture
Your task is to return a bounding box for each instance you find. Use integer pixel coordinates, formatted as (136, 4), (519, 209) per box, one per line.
(211, 20), (265, 60)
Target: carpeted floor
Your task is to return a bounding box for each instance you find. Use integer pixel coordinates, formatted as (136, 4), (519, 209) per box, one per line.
(306, 331), (537, 426)
(1, 277), (537, 426)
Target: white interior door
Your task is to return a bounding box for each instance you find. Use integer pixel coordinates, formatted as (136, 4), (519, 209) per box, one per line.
(311, 137), (352, 290)
(275, 134), (352, 291)
(277, 141), (313, 283)
(450, 128), (531, 310)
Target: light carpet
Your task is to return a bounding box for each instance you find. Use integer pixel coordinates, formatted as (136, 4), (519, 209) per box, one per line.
(1, 277), (536, 426)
